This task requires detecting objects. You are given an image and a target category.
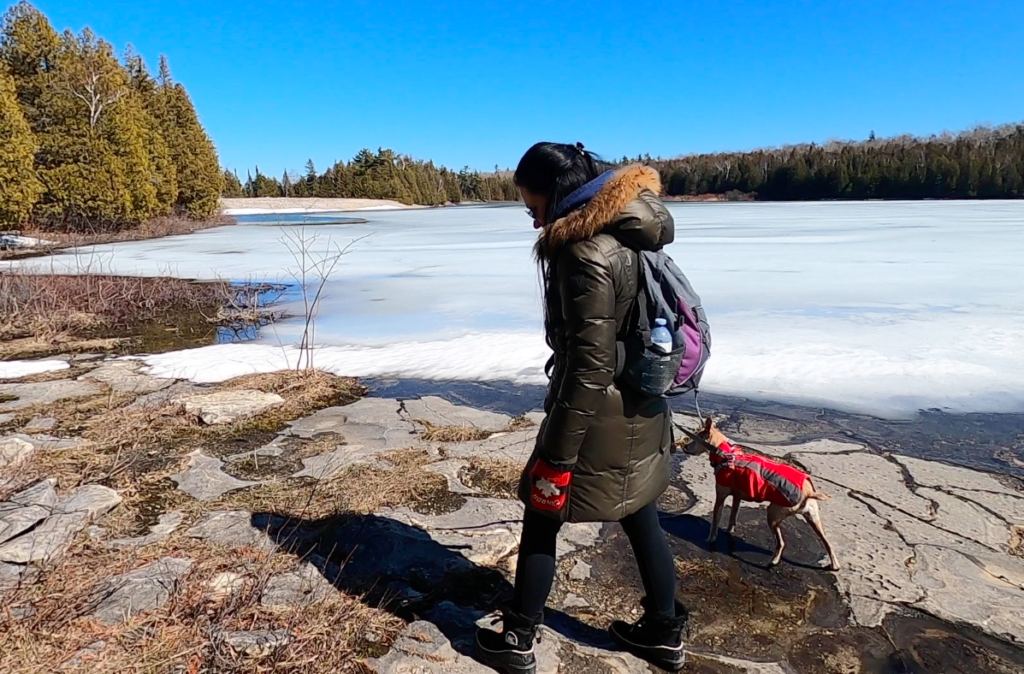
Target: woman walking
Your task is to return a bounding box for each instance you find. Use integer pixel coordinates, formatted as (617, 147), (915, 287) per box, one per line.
(475, 142), (688, 673)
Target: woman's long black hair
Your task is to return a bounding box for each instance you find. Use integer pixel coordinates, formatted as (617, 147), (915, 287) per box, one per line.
(514, 142), (612, 356)
(514, 142), (609, 225)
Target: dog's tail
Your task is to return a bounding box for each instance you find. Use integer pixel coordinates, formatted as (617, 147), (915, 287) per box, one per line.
(806, 478), (831, 500)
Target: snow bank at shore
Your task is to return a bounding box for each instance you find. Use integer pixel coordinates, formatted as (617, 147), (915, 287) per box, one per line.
(0, 359), (70, 379)
(221, 197), (415, 215)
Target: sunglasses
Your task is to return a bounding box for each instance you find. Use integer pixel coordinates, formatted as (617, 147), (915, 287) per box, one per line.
(525, 208), (538, 220)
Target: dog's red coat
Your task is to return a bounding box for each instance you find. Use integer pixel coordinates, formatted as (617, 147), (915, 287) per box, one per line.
(709, 441), (809, 507)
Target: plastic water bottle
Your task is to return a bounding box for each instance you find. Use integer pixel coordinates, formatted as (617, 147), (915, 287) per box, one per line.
(651, 318), (673, 355)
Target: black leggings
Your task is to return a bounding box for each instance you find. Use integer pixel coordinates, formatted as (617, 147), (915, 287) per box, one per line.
(513, 502), (677, 621)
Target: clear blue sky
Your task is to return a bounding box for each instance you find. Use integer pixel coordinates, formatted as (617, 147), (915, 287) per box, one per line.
(25, 0), (1024, 176)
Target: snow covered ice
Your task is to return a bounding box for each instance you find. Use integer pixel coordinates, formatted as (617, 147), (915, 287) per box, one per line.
(9, 201), (1024, 418)
(0, 359), (70, 379)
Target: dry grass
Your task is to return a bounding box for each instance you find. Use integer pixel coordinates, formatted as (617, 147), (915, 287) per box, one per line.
(0, 368), (437, 672)
(0, 272), (233, 360)
(0, 370), (406, 671)
(82, 370), (364, 453)
(459, 457), (522, 500)
(8, 214), (232, 251)
(0, 532), (401, 674)
(416, 420), (491, 443)
(217, 448), (448, 520)
(508, 415), (535, 432)
(0, 371), (365, 509)
(1010, 525), (1024, 558)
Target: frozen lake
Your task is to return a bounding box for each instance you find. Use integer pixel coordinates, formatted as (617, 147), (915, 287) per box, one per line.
(14, 201), (1024, 418)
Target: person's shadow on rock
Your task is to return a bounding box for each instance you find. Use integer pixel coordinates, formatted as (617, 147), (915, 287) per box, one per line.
(250, 511), (615, 657)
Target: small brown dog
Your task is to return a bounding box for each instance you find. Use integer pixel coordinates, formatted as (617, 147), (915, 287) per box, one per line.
(682, 417), (840, 571)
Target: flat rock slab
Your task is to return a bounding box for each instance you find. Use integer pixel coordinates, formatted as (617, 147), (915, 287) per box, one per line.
(0, 379), (104, 411)
(22, 417), (57, 433)
(187, 510), (275, 550)
(441, 429), (537, 463)
(0, 561), (30, 589)
(261, 562), (335, 607)
(912, 545), (1024, 645)
(288, 398), (419, 450)
(291, 444), (392, 480)
(218, 629), (292, 660)
(80, 361), (173, 394)
(0, 479), (58, 545)
(170, 451), (258, 500)
(176, 389), (284, 425)
(107, 511), (184, 549)
(0, 484), (121, 564)
(386, 498), (524, 567)
(747, 438), (867, 457)
(0, 435), (34, 468)
(1, 433), (88, 470)
(127, 380), (207, 409)
(404, 396), (512, 432)
(792, 451), (934, 520)
(205, 571), (247, 603)
(424, 459), (477, 494)
(284, 406), (349, 439)
(88, 557), (193, 624)
(385, 497), (601, 568)
(895, 455), (1023, 495)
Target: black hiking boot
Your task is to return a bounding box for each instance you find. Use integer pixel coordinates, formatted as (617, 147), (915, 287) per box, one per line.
(474, 605), (541, 674)
(609, 598), (689, 671)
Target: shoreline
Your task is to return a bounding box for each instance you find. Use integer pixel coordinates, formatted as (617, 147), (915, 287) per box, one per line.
(0, 356), (1021, 673)
(220, 197), (421, 215)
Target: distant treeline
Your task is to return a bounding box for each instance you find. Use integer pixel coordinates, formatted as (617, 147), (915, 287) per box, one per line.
(224, 149), (519, 205)
(649, 124), (1024, 201)
(0, 2), (222, 231)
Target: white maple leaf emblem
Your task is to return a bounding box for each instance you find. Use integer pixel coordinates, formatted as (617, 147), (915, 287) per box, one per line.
(535, 477), (561, 498)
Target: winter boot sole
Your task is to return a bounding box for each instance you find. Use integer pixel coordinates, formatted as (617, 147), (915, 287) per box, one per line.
(609, 624), (686, 672)
(474, 633), (537, 674)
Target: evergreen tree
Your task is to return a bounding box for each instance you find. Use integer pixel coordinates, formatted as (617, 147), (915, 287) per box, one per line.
(150, 55), (223, 218)
(0, 1), (59, 128)
(124, 46), (177, 213)
(221, 169), (244, 197)
(0, 61), (41, 225)
(32, 28), (159, 229)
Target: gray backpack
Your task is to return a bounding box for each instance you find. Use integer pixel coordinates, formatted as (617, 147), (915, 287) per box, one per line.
(615, 249), (712, 397)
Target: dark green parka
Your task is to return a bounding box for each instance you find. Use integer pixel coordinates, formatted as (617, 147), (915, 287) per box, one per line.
(519, 164), (675, 523)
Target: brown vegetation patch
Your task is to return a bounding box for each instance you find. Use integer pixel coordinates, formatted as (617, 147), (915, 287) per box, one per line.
(508, 415), (535, 431)
(0, 531), (401, 674)
(216, 448), (452, 521)
(459, 457), (522, 499)
(5, 214), (232, 253)
(1010, 526), (1024, 558)
(1, 372), (364, 514)
(416, 420), (492, 443)
(0, 272), (233, 358)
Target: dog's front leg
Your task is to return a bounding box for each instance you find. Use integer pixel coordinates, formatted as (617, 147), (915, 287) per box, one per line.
(708, 487), (729, 547)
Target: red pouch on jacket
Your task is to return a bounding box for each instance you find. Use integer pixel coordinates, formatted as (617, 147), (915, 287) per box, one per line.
(528, 457), (572, 513)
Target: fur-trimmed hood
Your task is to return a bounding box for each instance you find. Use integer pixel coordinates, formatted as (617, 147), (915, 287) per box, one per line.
(535, 164), (673, 260)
